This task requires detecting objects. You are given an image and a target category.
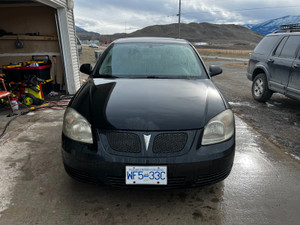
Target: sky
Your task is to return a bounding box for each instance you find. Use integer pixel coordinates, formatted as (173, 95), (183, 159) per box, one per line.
(73, 0), (300, 34)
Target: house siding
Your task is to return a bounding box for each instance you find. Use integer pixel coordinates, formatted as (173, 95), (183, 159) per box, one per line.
(36, 0), (80, 94)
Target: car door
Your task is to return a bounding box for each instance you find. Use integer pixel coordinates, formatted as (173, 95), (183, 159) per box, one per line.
(268, 35), (299, 94)
(286, 50), (300, 101)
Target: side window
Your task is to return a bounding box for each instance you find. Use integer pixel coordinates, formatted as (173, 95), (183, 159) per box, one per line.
(273, 36), (288, 57)
(280, 36), (300, 59)
(254, 36), (278, 55)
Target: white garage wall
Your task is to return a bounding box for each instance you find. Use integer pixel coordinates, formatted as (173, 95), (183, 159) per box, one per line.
(36, 0), (81, 94)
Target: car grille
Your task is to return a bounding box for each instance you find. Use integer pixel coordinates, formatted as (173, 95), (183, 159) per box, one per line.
(103, 131), (190, 154)
(64, 163), (232, 188)
(64, 164), (99, 184)
(195, 166), (232, 186)
(107, 176), (186, 188)
(106, 132), (141, 153)
(152, 133), (188, 153)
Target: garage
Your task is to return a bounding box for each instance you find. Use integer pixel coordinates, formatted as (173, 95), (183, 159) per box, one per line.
(0, 0), (80, 105)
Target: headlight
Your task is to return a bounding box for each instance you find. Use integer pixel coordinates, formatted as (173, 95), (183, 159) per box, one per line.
(202, 109), (234, 145)
(63, 107), (93, 144)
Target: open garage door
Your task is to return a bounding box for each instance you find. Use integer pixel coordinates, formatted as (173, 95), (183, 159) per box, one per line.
(0, 0), (80, 95)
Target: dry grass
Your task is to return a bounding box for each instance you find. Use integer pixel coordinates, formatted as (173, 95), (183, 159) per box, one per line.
(79, 46), (98, 65)
(79, 46), (98, 83)
(79, 46), (96, 84)
(197, 48), (252, 59)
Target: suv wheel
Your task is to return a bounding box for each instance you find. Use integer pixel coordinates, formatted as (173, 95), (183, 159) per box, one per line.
(252, 73), (273, 102)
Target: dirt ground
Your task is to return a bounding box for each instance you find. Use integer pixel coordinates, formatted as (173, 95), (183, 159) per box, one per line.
(78, 45), (104, 82)
(204, 59), (300, 159)
(79, 45), (99, 65)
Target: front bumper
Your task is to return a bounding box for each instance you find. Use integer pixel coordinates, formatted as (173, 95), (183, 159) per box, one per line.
(62, 133), (235, 188)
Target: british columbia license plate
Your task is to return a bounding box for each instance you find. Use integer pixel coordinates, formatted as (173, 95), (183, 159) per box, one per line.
(125, 166), (167, 185)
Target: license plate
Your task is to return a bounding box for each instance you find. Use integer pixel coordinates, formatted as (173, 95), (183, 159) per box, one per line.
(126, 166), (167, 185)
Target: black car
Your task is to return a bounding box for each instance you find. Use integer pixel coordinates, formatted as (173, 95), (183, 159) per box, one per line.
(62, 37), (235, 188)
(247, 23), (300, 102)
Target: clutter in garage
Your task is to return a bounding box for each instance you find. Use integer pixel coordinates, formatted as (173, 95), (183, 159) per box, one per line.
(0, 55), (54, 112)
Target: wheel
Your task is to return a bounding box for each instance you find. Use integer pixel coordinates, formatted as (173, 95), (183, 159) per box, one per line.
(23, 96), (33, 106)
(252, 73), (273, 102)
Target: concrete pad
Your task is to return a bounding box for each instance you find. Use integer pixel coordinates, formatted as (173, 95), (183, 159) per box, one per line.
(0, 108), (299, 224)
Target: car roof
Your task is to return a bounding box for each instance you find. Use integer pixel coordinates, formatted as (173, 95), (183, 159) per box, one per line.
(267, 32), (300, 37)
(113, 37), (189, 44)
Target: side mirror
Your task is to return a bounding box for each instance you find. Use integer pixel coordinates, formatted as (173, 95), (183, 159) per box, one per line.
(209, 65), (222, 77)
(80, 64), (92, 75)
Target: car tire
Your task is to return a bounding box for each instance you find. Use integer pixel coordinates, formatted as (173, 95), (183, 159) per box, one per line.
(252, 73), (273, 102)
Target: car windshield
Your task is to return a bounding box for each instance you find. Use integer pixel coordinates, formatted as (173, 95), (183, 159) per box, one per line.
(94, 43), (206, 79)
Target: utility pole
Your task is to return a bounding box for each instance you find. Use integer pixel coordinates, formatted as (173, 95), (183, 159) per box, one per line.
(177, 0), (181, 38)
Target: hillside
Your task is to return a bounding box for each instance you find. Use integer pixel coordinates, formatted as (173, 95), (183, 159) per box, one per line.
(99, 23), (263, 50)
(75, 26), (89, 33)
(246, 15), (300, 35)
(77, 22), (263, 50)
(76, 26), (101, 40)
(131, 23), (262, 49)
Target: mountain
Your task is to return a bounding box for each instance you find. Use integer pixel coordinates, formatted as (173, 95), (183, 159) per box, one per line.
(244, 24), (254, 29)
(76, 26), (100, 40)
(75, 26), (89, 33)
(98, 23), (263, 50)
(247, 15), (300, 35)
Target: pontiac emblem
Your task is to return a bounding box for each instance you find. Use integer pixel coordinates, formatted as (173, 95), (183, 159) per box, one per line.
(143, 134), (151, 151)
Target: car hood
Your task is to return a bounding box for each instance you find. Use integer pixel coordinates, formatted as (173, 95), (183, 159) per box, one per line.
(70, 78), (227, 131)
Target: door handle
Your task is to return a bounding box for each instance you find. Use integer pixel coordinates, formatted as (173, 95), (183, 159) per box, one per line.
(268, 59), (274, 63)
